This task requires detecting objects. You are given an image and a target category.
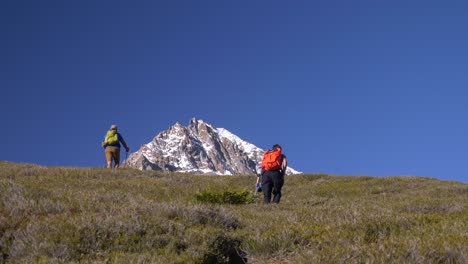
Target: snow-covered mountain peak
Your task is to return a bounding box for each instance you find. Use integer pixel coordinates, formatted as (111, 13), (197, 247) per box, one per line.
(125, 119), (301, 175)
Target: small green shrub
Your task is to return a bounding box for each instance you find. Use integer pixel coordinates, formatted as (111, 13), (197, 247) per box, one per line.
(195, 190), (253, 205)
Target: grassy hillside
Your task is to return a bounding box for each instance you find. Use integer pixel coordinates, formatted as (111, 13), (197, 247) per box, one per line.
(0, 161), (466, 263)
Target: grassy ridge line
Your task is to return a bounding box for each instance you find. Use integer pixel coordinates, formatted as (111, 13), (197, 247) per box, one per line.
(0, 161), (467, 263)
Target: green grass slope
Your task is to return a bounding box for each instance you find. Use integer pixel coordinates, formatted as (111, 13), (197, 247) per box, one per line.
(0, 161), (466, 263)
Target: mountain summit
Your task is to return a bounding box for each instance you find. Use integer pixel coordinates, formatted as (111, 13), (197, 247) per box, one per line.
(125, 118), (301, 175)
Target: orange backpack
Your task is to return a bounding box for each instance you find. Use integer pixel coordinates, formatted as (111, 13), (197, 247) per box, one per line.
(262, 147), (283, 171)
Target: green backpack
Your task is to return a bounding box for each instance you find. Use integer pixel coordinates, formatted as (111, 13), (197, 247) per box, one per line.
(104, 130), (119, 145)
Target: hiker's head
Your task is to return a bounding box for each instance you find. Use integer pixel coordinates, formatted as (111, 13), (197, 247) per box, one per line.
(272, 144), (281, 150)
(110, 124), (118, 131)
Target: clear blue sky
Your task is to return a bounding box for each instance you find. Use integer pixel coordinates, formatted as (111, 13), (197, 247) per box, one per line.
(1, 1), (467, 182)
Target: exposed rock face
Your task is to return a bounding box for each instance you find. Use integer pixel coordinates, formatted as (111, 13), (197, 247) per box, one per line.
(125, 118), (300, 175)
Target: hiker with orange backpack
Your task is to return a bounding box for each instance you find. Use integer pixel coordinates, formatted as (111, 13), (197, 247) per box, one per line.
(261, 144), (288, 204)
(101, 124), (130, 168)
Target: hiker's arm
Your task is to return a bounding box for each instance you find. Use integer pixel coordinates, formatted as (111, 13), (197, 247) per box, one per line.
(121, 139), (130, 152)
(101, 135), (107, 148)
(281, 157), (288, 176)
(118, 134), (130, 152)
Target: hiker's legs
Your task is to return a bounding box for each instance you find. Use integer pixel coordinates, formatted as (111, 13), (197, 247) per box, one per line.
(262, 172), (273, 204)
(113, 148), (121, 168)
(112, 148), (120, 168)
(272, 172), (284, 203)
(105, 149), (113, 168)
(105, 147), (120, 168)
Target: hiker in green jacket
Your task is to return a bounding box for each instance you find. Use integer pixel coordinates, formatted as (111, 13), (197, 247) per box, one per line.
(102, 124), (130, 168)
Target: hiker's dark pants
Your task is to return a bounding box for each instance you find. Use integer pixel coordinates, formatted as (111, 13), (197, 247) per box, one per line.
(262, 170), (284, 204)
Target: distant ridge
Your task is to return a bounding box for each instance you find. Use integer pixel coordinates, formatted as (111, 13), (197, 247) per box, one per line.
(124, 118), (301, 175)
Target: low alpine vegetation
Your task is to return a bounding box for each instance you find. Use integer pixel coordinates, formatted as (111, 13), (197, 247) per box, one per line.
(195, 189), (254, 205)
(0, 161), (466, 263)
